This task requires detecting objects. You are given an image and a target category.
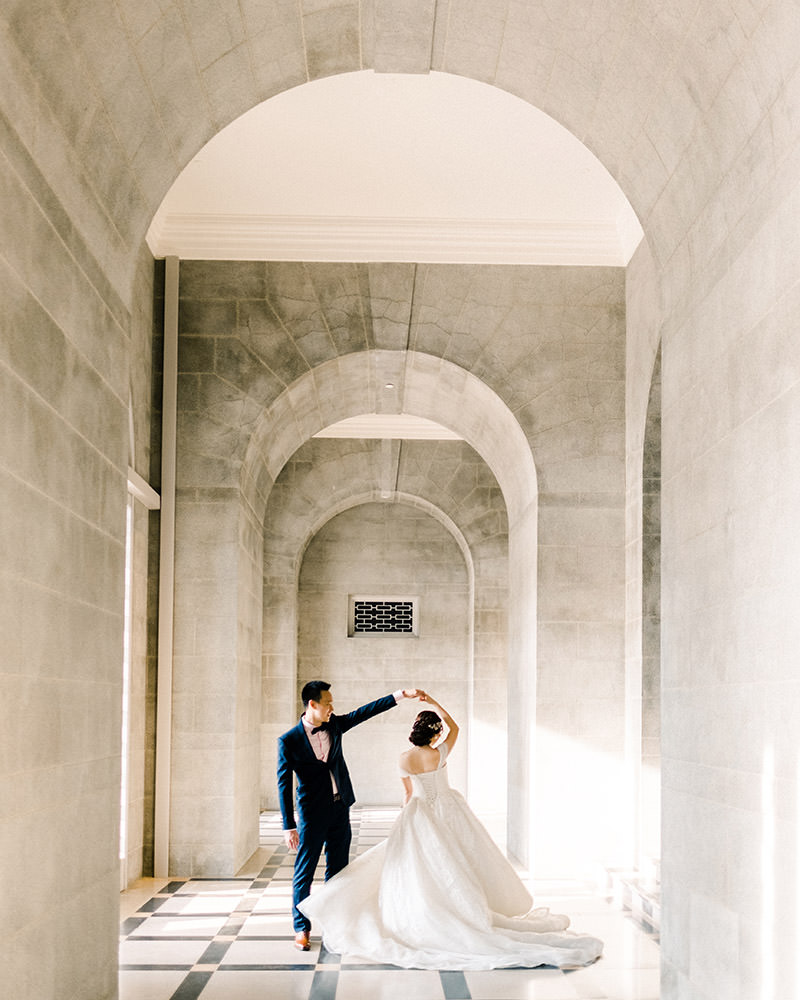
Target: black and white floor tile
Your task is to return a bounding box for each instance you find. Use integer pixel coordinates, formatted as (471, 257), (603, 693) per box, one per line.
(120, 810), (660, 1000)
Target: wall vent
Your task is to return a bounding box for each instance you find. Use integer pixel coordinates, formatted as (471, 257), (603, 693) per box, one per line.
(348, 596), (419, 636)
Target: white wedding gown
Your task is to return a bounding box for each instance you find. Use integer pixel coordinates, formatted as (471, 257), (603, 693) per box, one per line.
(298, 745), (603, 970)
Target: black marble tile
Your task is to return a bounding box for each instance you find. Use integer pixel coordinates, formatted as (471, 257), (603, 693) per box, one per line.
(441, 970), (471, 999)
(218, 917), (247, 936)
(318, 944), (341, 964)
(120, 916), (148, 935)
(120, 964), (193, 972)
(169, 971), (213, 999)
(340, 963), (406, 971)
(308, 969), (338, 1000)
(220, 963), (317, 971)
(198, 940), (233, 965)
(137, 897), (168, 913)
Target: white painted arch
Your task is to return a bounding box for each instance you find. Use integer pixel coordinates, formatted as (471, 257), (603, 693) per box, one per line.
(147, 71), (643, 266)
(243, 350), (538, 526)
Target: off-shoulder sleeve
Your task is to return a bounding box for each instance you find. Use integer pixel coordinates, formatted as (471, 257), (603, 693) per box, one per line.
(437, 743), (449, 768)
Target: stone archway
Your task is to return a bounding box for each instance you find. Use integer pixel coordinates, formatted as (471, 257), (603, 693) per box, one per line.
(168, 253), (630, 879)
(259, 436), (511, 833)
(8, 3), (800, 998)
(245, 351), (537, 862)
(165, 348), (537, 874)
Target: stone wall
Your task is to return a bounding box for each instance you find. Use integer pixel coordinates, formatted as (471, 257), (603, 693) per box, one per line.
(6, 5), (800, 997)
(176, 260), (627, 877)
(624, 242), (663, 870)
(641, 348), (661, 865)
(646, 8), (800, 995)
(261, 436), (509, 825)
(0, 18), (147, 995)
(298, 502), (471, 802)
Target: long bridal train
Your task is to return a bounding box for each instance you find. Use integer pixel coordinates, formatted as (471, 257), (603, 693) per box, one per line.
(298, 745), (603, 971)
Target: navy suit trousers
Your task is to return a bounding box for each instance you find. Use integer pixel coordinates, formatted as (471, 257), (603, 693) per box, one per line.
(292, 798), (351, 932)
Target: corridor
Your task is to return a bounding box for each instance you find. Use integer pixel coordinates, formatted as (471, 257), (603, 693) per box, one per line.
(120, 810), (659, 1000)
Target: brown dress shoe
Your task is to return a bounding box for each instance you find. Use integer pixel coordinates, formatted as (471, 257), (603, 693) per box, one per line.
(294, 931), (310, 951)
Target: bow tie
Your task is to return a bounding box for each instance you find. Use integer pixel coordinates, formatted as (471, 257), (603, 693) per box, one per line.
(311, 723), (328, 734)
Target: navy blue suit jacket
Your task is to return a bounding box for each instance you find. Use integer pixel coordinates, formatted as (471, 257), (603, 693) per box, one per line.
(277, 694), (398, 831)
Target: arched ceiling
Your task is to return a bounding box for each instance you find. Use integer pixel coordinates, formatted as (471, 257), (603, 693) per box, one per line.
(242, 350), (538, 525)
(147, 71), (642, 266)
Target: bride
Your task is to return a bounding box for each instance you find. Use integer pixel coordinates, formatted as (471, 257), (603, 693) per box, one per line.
(298, 693), (603, 970)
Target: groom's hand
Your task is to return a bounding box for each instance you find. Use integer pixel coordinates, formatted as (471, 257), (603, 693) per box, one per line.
(402, 688), (425, 700)
(284, 829), (299, 851)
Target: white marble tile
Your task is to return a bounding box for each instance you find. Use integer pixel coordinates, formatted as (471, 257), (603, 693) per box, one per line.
(222, 938), (318, 966)
(572, 916), (660, 970)
(174, 881), (250, 896)
(252, 887), (293, 913)
(119, 811), (660, 1000)
(118, 970), (189, 1000)
(128, 914), (229, 937)
(465, 968), (581, 999)
(336, 969), (445, 999)
(200, 970), (315, 999)
(164, 894), (247, 915)
(238, 912), (293, 935)
(570, 965), (660, 1000)
(119, 938), (208, 966)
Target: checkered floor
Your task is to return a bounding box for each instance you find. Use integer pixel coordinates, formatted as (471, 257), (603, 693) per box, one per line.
(120, 809), (660, 999)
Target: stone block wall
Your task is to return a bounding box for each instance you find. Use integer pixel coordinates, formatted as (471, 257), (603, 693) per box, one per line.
(4, 3), (800, 998)
(298, 502), (471, 802)
(174, 259), (626, 876)
(624, 241), (663, 871)
(0, 30), (136, 999)
(123, 248), (159, 886)
(261, 436), (510, 826)
(659, 184), (800, 1000)
(640, 348), (661, 865)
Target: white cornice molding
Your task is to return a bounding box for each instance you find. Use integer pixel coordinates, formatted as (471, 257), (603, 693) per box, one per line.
(146, 214), (637, 265)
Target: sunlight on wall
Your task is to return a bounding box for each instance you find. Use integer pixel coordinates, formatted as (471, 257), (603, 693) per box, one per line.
(533, 727), (629, 878)
(469, 717), (509, 850)
(762, 744), (774, 1000)
(640, 760), (661, 869)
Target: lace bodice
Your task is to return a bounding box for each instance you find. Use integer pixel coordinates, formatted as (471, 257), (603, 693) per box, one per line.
(409, 764), (451, 805)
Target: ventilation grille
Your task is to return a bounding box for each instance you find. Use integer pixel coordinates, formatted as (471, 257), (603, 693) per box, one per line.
(349, 596), (419, 636)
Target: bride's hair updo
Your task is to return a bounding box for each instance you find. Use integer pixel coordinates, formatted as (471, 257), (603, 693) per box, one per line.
(409, 711), (443, 746)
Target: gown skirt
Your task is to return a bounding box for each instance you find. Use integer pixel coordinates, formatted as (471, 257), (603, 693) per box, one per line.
(298, 746), (603, 971)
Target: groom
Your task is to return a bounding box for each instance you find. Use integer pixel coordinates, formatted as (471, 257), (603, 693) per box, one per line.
(277, 680), (420, 950)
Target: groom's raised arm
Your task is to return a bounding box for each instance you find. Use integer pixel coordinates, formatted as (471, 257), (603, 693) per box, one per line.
(336, 688), (421, 734)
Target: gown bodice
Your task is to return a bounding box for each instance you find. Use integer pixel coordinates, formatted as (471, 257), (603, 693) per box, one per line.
(405, 749), (449, 806)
